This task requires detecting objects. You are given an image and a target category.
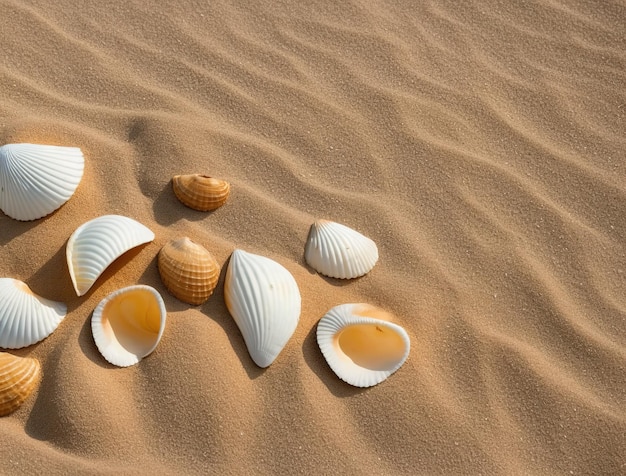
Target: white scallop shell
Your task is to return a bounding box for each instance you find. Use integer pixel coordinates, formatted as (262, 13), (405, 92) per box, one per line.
(0, 143), (84, 221)
(0, 278), (67, 349)
(304, 220), (378, 279)
(224, 249), (301, 368)
(91, 285), (166, 367)
(317, 303), (410, 387)
(66, 215), (155, 296)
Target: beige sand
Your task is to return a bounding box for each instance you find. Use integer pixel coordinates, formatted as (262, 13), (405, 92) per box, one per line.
(1, 0), (625, 474)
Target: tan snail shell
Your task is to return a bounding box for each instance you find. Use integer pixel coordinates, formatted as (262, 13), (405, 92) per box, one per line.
(172, 174), (230, 211)
(0, 352), (41, 416)
(158, 237), (221, 305)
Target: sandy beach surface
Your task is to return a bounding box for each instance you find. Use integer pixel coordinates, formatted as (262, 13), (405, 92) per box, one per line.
(1, 0), (625, 474)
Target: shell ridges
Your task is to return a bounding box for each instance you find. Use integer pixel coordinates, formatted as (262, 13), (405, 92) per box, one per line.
(0, 278), (66, 349)
(0, 143), (84, 221)
(158, 237), (220, 305)
(66, 215), (155, 296)
(172, 174), (230, 211)
(305, 220), (378, 279)
(0, 352), (41, 416)
(224, 249), (301, 368)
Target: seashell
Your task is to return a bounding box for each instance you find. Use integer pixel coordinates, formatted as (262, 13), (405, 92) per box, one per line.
(157, 237), (220, 305)
(66, 215), (155, 296)
(304, 219), (378, 279)
(224, 249), (301, 368)
(317, 303), (410, 387)
(0, 278), (66, 349)
(172, 174), (230, 211)
(91, 285), (167, 367)
(0, 143), (84, 221)
(0, 352), (41, 416)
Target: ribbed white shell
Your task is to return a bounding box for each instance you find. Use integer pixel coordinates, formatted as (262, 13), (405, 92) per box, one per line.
(66, 215), (155, 296)
(0, 143), (84, 221)
(305, 220), (378, 279)
(317, 303), (410, 388)
(0, 278), (67, 349)
(91, 285), (166, 367)
(224, 249), (301, 368)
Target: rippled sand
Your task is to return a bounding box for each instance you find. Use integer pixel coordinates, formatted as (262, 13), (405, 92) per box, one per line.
(1, 1), (625, 474)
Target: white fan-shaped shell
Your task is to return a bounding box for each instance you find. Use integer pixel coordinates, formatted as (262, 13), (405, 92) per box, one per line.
(224, 249), (301, 368)
(305, 220), (378, 279)
(0, 278), (66, 349)
(317, 303), (410, 387)
(91, 285), (166, 367)
(0, 143), (84, 221)
(67, 215), (155, 296)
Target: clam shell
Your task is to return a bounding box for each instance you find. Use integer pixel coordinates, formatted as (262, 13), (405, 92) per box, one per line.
(317, 303), (410, 387)
(158, 237), (220, 305)
(172, 174), (230, 211)
(66, 215), (155, 296)
(224, 249), (301, 368)
(0, 278), (66, 349)
(91, 285), (167, 367)
(304, 220), (378, 279)
(0, 143), (84, 221)
(0, 352), (41, 416)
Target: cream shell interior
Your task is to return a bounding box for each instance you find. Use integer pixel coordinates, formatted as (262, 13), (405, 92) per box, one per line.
(91, 285), (166, 367)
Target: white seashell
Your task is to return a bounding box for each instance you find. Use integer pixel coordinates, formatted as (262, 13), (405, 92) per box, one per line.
(0, 143), (84, 221)
(224, 249), (301, 368)
(304, 220), (378, 279)
(317, 303), (410, 387)
(0, 278), (66, 349)
(66, 215), (155, 296)
(91, 285), (167, 367)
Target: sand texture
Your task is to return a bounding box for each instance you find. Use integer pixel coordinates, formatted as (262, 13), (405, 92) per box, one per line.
(1, 0), (625, 474)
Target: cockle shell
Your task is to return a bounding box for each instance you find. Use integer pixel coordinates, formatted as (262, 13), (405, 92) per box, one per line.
(0, 143), (84, 221)
(317, 303), (410, 388)
(304, 220), (378, 279)
(172, 174), (230, 211)
(66, 215), (155, 296)
(158, 237), (220, 305)
(224, 249), (301, 368)
(91, 285), (167, 367)
(0, 352), (41, 416)
(0, 278), (66, 349)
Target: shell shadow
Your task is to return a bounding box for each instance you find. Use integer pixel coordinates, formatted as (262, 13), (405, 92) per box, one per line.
(26, 244), (79, 309)
(0, 212), (59, 246)
(77, 307), (119, 369)
(201, 255), (266, 380)
(301, 322), (366, 398)
(151, 180), (221, 227)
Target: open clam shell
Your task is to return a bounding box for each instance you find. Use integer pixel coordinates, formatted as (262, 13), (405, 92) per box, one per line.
(0, 278), (66, 349)
(317, 303), (410, 387)
(172, 174), (230, 211)
(66, 215), (155, 296)
(0, 143), (84, 221)
(158, 237), (220, 305)
(91, 285), (167, 367)
(0, 352), (41, 416)
(305, 220), (378, 279)
(224, 249), (301, 368)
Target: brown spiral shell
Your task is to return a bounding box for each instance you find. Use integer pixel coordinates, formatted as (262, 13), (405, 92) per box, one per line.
(172, 174), (230, 211)
(158, 237), (221, 305)
(0, 352), (41, 417)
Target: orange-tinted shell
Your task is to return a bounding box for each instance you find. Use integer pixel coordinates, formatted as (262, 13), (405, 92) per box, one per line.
(172, 174), (230, 211)
(0, 352), (41, 416)
(158, 237), (221, 305)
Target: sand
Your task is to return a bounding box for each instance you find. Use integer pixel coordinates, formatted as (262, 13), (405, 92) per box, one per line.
(1, 0), (625, 474)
